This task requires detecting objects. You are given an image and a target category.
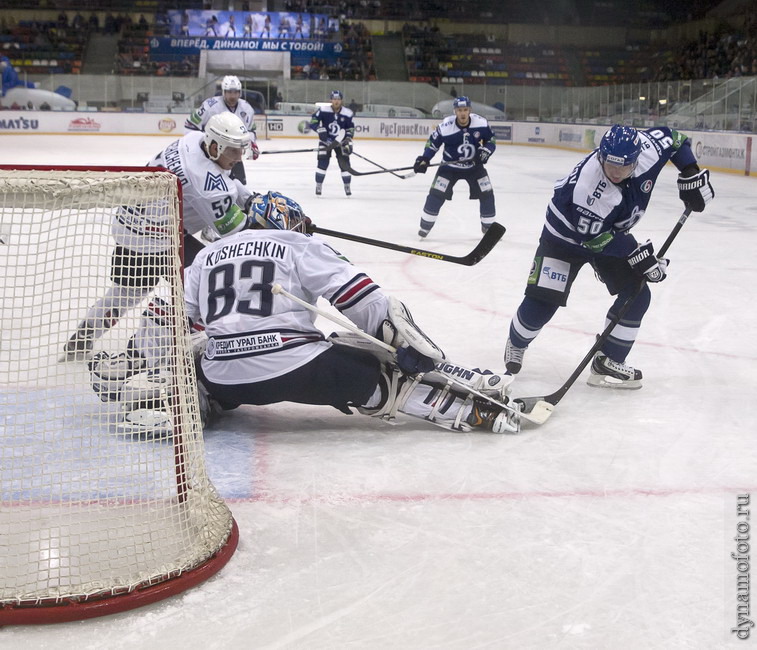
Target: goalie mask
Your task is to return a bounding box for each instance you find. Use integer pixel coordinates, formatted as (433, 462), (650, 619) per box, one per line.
(204, 112), (251, 162)
(249, 192), (309, 233)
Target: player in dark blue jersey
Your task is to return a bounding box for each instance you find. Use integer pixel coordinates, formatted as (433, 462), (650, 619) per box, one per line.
(309, 90), (356, 196)
(504, 125), (714, 388)
(413, 96), (497, 237)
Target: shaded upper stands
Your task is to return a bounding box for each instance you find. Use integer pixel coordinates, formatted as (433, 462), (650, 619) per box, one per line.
(656, 14), (757, 81)
(115, 16), (198, 77)
(282, 21), (375, 81)
(580, 44), (674, 85)
(0, 15), (87, 75)
(402, 26), (671, 87)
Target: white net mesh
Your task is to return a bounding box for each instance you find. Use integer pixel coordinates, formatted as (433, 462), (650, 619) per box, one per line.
(0, 169), (235, 616)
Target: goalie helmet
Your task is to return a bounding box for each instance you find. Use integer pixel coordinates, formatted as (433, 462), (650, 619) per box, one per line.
(249, 191), (308, 233)
(221, 75), (242, 93)
(599, 125), (641, 168)
(204, 112), (251, 161)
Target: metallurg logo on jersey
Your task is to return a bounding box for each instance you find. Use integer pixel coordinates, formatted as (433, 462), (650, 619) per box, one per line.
(204, 172), (228, 192)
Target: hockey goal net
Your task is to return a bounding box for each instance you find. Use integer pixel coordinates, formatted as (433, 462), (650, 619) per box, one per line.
(0, 166), (238, 625)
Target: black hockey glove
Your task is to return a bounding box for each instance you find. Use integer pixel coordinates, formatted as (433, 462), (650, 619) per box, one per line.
(677, 166), (714, 212)
(627, 240), (669, 283)
(396, 345), (436, 375)
(340, 138), (353, 156)
(477, 146), (492, 164)
(413, 156), (429, 174)
(316, 127), (328, 143)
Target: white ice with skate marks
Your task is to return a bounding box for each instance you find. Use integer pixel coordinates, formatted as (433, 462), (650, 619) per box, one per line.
(2, 136), (757, 648)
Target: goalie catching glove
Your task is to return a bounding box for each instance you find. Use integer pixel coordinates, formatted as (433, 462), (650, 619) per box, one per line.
(627, 239), (668, 282)
(378, 296), (445, 373)
(677, 165), (714, 212)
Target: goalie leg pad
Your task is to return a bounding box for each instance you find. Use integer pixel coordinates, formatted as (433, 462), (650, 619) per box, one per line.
(115, 408), (173, 440)
(429, 362), (514, 401)
(89, 351), (147, 402)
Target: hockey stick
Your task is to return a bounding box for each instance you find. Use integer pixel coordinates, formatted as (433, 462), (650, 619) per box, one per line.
(351, 151), (413, 179)
(270, 284), (535, 424)
(515, 207), (694, 425)
(260, 147), (319, 155)
(310, 222), (505, 266)
(346, 162), (442, 177)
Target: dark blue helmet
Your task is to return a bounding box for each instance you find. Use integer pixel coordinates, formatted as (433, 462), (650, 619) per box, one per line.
(599, 125), (641, 167)
(453, 96), (472, 109)
(330, 90), (343, 100)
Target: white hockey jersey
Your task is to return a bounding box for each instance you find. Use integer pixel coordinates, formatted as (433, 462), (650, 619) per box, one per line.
(185, 229), (389, 384)
(111, 132), (252, 254)
(185, 95), (257, 141)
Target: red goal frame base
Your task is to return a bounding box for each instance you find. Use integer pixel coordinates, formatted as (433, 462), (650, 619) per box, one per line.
(0, 519), (239, 626)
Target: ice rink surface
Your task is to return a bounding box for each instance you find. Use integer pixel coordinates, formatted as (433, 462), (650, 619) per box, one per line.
(1, 132), (756, 649)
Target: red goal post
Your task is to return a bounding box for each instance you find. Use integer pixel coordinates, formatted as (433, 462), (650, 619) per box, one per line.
(0, 165), (238, 625)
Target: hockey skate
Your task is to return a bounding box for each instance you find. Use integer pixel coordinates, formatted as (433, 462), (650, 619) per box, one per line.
(466, 398), (521, 434)
(344, 184), (352, 196)
(587, 352), (642, 389)
(315, 183), (322, 196)
(61, 324), (96, 361)
(504, 338), (526, 374)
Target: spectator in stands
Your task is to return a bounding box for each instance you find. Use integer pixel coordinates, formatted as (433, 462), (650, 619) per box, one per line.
(89, 13), (99, 33)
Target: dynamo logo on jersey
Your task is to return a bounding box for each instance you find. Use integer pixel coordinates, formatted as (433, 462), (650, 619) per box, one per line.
(204, 172), (228, 192)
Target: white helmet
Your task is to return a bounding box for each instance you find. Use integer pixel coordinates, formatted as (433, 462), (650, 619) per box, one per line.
(221, 75), (242, 92)
(204, 112), (251, 161)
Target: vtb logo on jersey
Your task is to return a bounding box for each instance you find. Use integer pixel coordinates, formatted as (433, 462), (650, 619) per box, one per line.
(204, 172), (228, 193)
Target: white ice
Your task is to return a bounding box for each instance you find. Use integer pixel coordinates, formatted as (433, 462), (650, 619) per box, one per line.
(1, 134), (756, 649)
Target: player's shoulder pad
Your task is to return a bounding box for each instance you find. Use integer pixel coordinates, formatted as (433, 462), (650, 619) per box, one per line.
(340, 107), (354, 118)
(206, 97), (220, 107)
(469, 113), (490, 128)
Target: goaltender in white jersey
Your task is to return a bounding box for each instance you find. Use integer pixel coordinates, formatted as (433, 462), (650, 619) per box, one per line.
(93, 192), (521, 436)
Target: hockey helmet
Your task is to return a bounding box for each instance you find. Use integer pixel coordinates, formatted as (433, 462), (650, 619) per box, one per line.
(453, 96), (472, 109)
(204, 112), (251, 161)
(599, 125), (641, 168)
(330, 90), (343, 100)
(249, 192), (308, 233)
(221, 75), (242, 93)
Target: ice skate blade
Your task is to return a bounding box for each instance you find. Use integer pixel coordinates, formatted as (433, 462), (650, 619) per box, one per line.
(586, 374), (642, 389)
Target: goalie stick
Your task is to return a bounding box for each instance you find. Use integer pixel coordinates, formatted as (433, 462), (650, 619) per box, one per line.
(310, 222), (505, 266)
(270, 283), (537, 425)
(346, 162), (442, 177)
(351, 151), (414, 179)
(514, 207), (693, 425)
